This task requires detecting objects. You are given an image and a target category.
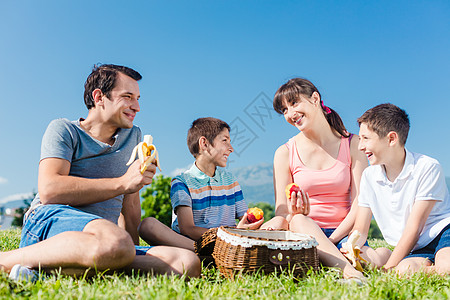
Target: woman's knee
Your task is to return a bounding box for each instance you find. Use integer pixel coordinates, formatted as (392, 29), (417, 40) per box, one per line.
(289, 214), (314, 228)
(261, 216), (289, 230)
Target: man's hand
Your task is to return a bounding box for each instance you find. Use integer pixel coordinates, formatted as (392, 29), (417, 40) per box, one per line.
(288, 189), (310, 216)
(237, 213), (264, 230)
(120, 160), (156, 194)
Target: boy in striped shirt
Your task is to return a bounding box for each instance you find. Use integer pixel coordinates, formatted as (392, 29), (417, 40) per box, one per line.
(139, 118), (263, 249)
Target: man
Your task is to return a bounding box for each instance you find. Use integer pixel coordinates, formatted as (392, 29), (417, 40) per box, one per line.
(1, 64), (200, 281)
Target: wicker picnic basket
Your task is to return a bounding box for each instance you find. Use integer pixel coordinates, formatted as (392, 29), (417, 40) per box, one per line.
(194, 227), (219, 266)
(212, 227), (319, 278)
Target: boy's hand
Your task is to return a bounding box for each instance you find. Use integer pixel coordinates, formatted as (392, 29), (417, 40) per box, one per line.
(237, 213), (264, 230)
(288, 189), (310, 216)
(121, 160), (156, 194)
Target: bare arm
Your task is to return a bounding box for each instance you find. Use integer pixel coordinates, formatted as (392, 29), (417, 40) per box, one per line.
(384, 200), (437, 269)
(273, 145), (293, 220)
(329, 135), (368, 243)
(118, 192), (142, 245)
(176, 206), (208, 241)
(351, 206), (373, 248)
(38, 157), (156, 206)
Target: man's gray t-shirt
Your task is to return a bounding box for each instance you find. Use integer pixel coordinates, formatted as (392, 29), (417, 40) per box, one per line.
(30, 118), (142, 223)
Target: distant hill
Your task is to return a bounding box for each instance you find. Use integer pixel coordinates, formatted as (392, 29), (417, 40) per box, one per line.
(234, 168), (450, 207)
(232, 163), (275, 205)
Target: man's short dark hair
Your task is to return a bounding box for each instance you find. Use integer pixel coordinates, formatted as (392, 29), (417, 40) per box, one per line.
(187, 117), (231, 158)
(84, 64), (142, 109)
(357, 103), (410, 146)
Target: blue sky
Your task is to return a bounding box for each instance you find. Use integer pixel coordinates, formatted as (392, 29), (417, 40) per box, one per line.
(1, 1), (449, 201)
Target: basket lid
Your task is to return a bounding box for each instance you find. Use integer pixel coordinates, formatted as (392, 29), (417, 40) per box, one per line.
(216, 227), (318, 250)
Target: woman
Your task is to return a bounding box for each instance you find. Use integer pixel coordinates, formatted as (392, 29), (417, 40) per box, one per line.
(263, 78), (368, 280)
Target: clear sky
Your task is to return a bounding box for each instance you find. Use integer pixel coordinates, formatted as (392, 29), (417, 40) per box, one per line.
(1, 1), (449, 201)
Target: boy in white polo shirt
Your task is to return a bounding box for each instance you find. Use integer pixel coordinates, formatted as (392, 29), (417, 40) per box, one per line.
(350, 103), (450, 276)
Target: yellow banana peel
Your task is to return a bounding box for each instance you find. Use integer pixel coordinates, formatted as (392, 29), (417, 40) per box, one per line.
(342, 230), (367, 272)
(126, 135), (162, 173)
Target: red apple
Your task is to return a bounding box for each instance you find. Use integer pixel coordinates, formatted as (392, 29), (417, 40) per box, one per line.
(247, 207), (264, 223)
(285, 183), (301, 200)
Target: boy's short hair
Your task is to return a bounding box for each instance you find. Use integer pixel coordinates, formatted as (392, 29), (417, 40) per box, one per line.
(357, 103), (410, 146)
(187, 117), (231, 158)
(84, 64), (142, 109)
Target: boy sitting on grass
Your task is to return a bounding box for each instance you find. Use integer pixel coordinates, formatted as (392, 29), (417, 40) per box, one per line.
(139, 117), (263, 249)
(349, 103), (450, 275)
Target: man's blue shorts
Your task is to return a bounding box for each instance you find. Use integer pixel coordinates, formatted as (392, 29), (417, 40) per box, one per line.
(20, 204), (152, 255)
(321, 228), (369, 249)
(404, 223), (450, 263)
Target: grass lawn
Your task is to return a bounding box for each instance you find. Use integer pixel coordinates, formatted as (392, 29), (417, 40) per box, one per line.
(1, 228), (449, 299)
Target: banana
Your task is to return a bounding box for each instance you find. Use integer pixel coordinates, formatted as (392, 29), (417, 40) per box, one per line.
(126, 135), (161, 173)
(342, 230), (367, 272)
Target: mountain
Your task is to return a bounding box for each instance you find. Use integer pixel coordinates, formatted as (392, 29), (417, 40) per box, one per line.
(231, 163), (275, 205)
(233, 170), (450, 207)
(0, 192), (34, 208)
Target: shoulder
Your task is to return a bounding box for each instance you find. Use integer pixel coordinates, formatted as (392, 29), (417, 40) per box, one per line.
(348, 133), (361, 154)
(275, 143), (290, 158)
(348, 133), (368, 161)
(43, 118), (79, 141)
(129, 125), (142, 136)
(46, 118), (76, 132)
(410, 151), (443, 175)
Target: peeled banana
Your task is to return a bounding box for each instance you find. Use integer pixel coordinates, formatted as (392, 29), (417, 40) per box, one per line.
(342, 230), (367, 272)
(126, 135), (161, 173)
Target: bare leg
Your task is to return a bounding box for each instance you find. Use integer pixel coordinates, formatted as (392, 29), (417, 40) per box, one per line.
(289, 214), (364, 280)
(395, 257), (432, 276)
(260, 216), (289, 231)
(360, 246), (391, 268)
(0, 219), (135, 275)
(139, 218), (195, 251)
(124, 246), (201, 277)
(404, 247), (450, 276)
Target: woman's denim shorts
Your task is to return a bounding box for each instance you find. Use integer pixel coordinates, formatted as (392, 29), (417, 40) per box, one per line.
(322, 228), (369, 249)
(20, 204), (152, 255)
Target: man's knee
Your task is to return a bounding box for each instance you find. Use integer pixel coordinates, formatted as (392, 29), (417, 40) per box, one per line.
(177, 249), (201, 278)
(84, 220), (136, 268)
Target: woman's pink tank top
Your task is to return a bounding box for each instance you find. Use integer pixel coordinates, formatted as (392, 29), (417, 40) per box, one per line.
(286, 136), (352, 228)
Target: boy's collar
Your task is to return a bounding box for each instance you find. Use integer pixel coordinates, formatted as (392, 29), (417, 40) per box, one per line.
(190, 163), (218, 182)
(376, 148), (414, 183)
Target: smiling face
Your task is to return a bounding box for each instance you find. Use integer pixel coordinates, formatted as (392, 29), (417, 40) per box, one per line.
(282, 94), (320, 131)
(102, 72), (140, 129)
(358, 123), (390, 165)
(208, 128), (234, 168)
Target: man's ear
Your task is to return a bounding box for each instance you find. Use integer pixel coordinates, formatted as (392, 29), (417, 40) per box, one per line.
(92, 89), (104, 108)
(387, 131), (399, 146)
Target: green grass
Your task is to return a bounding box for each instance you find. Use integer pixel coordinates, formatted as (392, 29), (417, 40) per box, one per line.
(1, 229), (449, 299)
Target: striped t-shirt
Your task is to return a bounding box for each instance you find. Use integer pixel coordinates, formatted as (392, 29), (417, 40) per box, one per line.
(171, 163), (247, 233)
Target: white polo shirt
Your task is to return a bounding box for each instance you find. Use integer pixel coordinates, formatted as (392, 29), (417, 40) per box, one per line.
(358, 149), (450, 250)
